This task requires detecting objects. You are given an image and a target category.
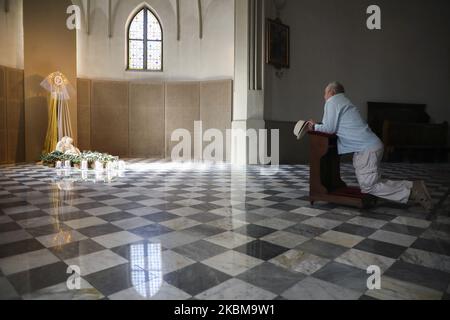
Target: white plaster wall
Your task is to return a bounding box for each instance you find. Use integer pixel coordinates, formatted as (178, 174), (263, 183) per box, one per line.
(76, 0), (234, 81)
(0, 0), (24, 69)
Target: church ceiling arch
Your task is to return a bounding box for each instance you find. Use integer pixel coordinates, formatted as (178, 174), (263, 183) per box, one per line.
(168, 0), (223, 40)
(71, 0), (223, 40)
(124, 1), (175, 37)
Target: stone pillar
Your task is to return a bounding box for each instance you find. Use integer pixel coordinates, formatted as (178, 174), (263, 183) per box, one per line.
(231, 0), (266, 165)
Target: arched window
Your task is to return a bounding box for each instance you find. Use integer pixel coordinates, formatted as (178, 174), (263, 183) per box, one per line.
(127, 7), (163, 71)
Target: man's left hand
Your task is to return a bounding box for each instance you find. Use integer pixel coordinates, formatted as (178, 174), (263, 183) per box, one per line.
(307, 120), (316, 131)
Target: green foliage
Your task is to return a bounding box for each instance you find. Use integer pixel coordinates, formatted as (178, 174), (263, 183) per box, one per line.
(40, 151), (118, 167)
(81, 151), (117, 164)
(40, 151), (64, 165)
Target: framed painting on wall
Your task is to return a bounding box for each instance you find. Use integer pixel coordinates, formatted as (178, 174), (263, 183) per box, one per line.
(266, 18), (290, 69)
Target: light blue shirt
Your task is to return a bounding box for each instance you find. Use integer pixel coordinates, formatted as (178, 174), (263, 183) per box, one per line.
(314, 93), (383, 155)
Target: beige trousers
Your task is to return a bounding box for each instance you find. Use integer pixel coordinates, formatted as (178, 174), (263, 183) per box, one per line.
(353, 147), (413, 204)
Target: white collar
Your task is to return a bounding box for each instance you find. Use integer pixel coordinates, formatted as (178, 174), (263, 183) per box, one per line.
(326, 93), (345, 103)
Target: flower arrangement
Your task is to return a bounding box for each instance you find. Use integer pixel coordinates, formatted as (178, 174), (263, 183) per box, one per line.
(40, 151), (118, 168)
(40, 151), (65, 167)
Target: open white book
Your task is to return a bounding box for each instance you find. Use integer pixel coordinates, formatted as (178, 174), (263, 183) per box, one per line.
(293, 120), (311, 140)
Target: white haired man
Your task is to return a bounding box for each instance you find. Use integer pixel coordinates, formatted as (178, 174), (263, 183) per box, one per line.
(308, 82), (433, 212)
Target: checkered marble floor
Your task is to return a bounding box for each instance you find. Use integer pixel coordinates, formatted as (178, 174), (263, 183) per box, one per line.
(0, 160), (449, 300)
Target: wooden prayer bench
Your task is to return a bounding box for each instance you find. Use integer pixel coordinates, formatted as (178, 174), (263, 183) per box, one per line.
(308, 131), (377, 209)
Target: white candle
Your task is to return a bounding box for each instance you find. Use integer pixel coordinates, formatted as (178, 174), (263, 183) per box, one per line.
(118, 161), (126, 171)
(64, 160), (71, 169)
(95, 161), (103, 171)
(81, 171), (88, 180)
(106, 162), (114, 171)
(55, 161), (62, 169)
(81, 160), (88, 171)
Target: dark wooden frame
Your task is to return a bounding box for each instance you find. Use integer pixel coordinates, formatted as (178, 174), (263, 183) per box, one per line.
(265, 18), (290, 69)
(127, 6), (163, 72)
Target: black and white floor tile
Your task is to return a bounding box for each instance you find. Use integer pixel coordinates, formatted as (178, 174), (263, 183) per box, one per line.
(0, 160), (449, 300)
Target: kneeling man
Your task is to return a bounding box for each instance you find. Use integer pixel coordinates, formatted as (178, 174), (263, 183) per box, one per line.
(308, 82), (433, 212)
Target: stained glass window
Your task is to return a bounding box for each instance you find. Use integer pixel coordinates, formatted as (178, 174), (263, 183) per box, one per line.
(127, 7), (162, 71)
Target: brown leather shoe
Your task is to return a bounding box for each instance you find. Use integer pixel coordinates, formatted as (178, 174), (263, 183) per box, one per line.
(410, 181), (433, 212)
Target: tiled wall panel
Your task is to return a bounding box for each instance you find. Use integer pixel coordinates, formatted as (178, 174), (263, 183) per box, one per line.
(129, 83), (165, 157)
(77, 79), (91, 151)
(165, 82), (200, 158)
(200, 80), (233, 160)
(0, 67), (6, 164)
(6, 68), (25, 163)
(91, 81), (129, 156)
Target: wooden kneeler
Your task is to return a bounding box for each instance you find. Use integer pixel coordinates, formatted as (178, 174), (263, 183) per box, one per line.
(308, 131), (377, 209)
